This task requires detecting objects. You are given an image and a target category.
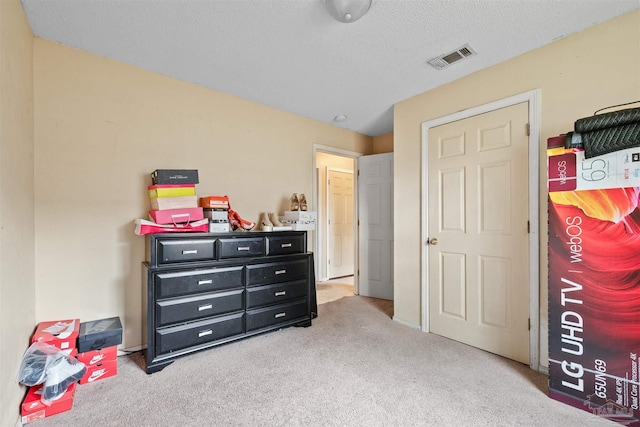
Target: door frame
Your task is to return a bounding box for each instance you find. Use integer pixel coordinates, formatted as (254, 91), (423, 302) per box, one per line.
(313, 144), (363, 292)
(420, 90), (542, 371)
(326, 167), (355, 279)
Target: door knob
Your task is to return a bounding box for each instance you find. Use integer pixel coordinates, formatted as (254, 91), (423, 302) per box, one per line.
(428, 238), (438, 245)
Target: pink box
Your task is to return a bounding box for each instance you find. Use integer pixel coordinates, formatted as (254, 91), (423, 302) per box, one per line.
(21, 383), (76, 424)
(149, 207), (204, 225)
(79, 359), (118, 384)
(31, 319), (80, 351)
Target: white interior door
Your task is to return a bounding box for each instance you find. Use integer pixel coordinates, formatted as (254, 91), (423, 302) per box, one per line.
(358, 153), (393, 300)
(428, 103), (530, 364)
(327, 169), (354, 278)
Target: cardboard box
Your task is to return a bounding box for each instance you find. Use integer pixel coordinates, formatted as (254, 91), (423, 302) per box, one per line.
(546, 136), (640, 425)
(77, 345), (118, 366)
(148, 184), (196, 199)
(200, 196), (230, 209)
(151, 169), (199, 185)
(21, 383), (76, 424)
(79, 359), (118, 384)
(150, 195), (198, 211)
(148, 207), (204, 225)
(78, 317), (123, 353)
(31, 319), (80, 351)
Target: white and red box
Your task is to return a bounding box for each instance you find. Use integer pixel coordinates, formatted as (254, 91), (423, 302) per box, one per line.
(148, 207), (204, 225)
(21, 383), (76, 424)
(31, 319), (80, 351)
(77, 346), (117, 366)
(79, 358), (118, 384)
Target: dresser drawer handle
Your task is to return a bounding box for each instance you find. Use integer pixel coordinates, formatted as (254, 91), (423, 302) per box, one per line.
(198, 329), (213, 338)
(281, 243), (292, 248)
(198, 304), (213, 311)
(275, 269), (286, 275)
(182, 250), (198, 255)
(237, 246), (250, 251)
(274, 312), (286, 319)
(197, 279), (213, 285)
(274, 291), (286, 297)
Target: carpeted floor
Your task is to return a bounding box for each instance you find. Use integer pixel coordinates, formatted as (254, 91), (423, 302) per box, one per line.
(25, 296), (617, 427)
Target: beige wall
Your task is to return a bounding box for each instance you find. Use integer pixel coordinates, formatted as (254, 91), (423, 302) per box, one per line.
(372, 131), (393, 153)
(0, 0), (35, 424)
(33, 39), (371, 352)
(393, 10), (640, 368)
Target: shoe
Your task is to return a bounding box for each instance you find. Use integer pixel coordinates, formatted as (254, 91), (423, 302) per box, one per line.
(299, 194), (308, 211)
(260, 212), (273, 230)
(290, 193), (299, 211)
(228, 208), (256, 231)
(269, 213), (283, 227)
(42, 356), (86, 402)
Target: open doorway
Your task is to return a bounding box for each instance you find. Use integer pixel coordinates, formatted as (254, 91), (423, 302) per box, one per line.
(314, 146), (361, 304)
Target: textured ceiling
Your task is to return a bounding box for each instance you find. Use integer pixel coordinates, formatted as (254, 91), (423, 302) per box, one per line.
(20, 0), (640, 137)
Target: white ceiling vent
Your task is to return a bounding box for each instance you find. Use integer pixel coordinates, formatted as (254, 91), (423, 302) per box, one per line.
(427, 44), (476, 70)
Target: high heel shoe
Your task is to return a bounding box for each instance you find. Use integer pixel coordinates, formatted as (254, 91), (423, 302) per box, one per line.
(290, 193), (299, 211)
(299, 194), (308, 211)
(228, 208), (256, 231)
(269, 213), (283, 227)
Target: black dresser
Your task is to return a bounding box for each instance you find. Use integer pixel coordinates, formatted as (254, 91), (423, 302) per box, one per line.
(143, 231), (316, 374)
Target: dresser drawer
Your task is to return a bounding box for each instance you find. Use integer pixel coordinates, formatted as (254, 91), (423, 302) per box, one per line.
(156, 289), (245, 327)
(246, 280), (308, 309)
(266, 234), (305, 256)
(246, 300), (308, 332)
(157, 239), (216, 265)
(156, 312), (245, 355)
(217, 237), (264, 259)
(246, 258), (308, 286)
(155, 266), (243, 298)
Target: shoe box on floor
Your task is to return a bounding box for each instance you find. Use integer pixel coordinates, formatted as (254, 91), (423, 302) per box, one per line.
(77, 346), (118, 384)
(21, 383), (76, 424)
(77, 317), (122, 384)
(78, 317), (123, 353)
(31, 319), (80, 351)
(151, 169), (199, 185)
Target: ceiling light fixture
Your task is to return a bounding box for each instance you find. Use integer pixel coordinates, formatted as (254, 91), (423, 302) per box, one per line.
(333, 114), (347, 122)
(324, 0), (372, 23)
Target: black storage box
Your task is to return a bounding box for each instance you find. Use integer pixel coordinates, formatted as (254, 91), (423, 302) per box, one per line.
(151, 169), (199, 185)
(78, 316), (123, 353)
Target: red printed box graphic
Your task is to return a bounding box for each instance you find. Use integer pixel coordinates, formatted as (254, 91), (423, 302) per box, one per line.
(79, 359), (118, 384)
(31, 319), (80, 351)
(77, 346), (117, 366)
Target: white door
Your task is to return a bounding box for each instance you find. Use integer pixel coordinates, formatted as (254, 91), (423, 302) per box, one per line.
(358, 153), (393, 300)
(327, 169), (354, 278)
(428, 103), (530, 364)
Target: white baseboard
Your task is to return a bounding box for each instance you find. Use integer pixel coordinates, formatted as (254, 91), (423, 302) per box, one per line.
(392, 316), (421, 330)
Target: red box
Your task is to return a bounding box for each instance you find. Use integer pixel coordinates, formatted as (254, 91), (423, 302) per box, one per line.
(21, 383), (76, 424)
(31, 319), (80, 351)
(199, 195), (230, 209)
(79, 359), (118, 384)
(77, 346), (117, 366)
(148, 207), (204, 225)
